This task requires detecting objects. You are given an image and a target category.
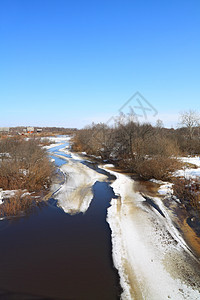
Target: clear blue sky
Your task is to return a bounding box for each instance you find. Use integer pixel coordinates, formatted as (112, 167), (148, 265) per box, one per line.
(0, 0), (199, 128)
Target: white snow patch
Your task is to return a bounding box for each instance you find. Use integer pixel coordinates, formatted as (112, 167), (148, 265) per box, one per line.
(61, 148), (82, 160)
(150, 179), (165, 184)
(150, 179), (173, 196)
(69, 152), (80, 160)
(1, 190), (16, 198)
(0, 153), (11, 158)
(158, 182), (173, 195)
(43, 143), (62, 150)
(0, 190), (31, 199)
(174, 168), (200, 179)
(47, 136), (71, 143)
(0, 189), (31, 216)
(0, 189), (3, 205)
(179, 156), (200, 167)
(104, 164), (115, 168)
(174, 156), (200, 179)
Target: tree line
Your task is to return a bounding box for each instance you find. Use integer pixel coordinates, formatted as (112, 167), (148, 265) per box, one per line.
(72, 110), (200, 181)
(72, 110), (200, 223)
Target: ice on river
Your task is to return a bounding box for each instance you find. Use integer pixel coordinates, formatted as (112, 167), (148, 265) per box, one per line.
(49, 136), (107, 215)
(54, 159), (106, 215)
(103, 166), (200, 300)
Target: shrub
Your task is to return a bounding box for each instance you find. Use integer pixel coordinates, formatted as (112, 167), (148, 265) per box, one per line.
(173, 177), (200, 213)
(72, 122), (182, 180)
(131, 156), (181, 180)
(0, 191), (33, 217)
(0, 137), (55, 191)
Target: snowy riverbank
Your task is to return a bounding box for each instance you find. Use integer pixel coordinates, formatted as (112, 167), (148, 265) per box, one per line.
(102, 165), (200, 300)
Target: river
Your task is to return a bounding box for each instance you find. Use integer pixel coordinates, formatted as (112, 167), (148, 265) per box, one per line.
(0, 136), (120, 299)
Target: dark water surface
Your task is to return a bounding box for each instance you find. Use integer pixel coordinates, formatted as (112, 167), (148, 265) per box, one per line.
(0, 141), (120, 300)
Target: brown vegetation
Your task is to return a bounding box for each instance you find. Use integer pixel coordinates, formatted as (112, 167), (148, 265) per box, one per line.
(72, 118), (182, 180)
(72, 115), (200, 229)
(173, 177), (200, 214)
(0, 137), (55, 192)
(0, 190), (33, 217)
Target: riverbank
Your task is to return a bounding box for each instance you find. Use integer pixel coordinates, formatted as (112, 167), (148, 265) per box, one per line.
(102, 165), (200, 300)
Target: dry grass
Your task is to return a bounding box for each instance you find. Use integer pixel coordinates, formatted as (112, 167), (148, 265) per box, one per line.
(0, 191), (33, 217)
(173, 177), (200, 214)
(0, 137), (55, 191)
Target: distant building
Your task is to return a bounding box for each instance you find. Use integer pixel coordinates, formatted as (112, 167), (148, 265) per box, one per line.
(0, 127), (10, 132)
(36, 128), (42, 133)
(27, 127), (34, 133)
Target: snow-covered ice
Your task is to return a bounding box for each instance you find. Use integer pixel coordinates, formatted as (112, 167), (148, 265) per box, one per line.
(48, 136), (107, 214)
(102, 165), (200, 300)
(54, 159), (106, 214)
(43, 136), (71, 150)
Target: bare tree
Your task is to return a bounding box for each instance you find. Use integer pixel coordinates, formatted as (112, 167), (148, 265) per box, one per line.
(179, 110), (200, 140)
(156, 119), (164, 129)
